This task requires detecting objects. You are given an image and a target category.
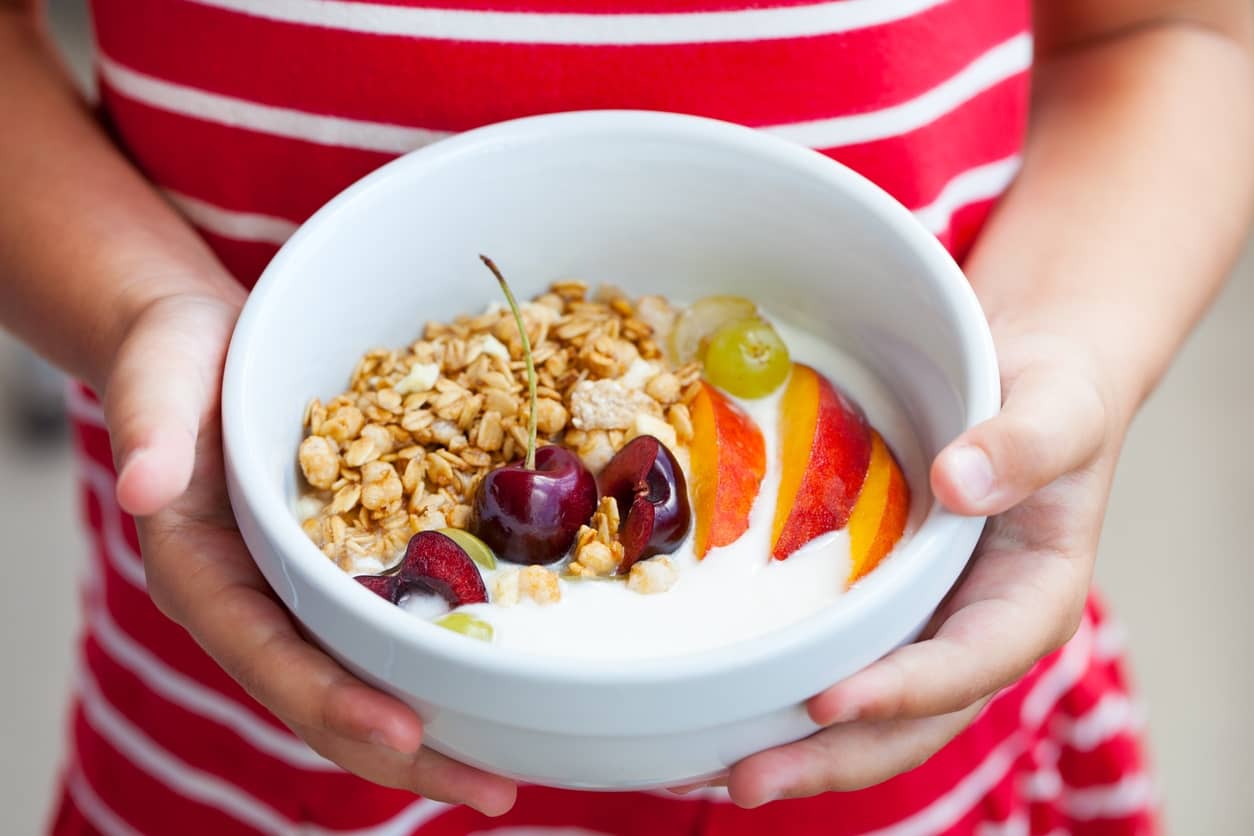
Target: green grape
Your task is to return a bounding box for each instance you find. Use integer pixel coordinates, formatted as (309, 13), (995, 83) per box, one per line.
(437, 528), (497, 570)
(669, 295), (758, 363)
(436, 612), (494, 642)
(702, 318), (791, 399)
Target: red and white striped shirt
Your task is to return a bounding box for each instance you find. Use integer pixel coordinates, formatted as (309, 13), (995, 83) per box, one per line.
(54, 1), (1156, 834)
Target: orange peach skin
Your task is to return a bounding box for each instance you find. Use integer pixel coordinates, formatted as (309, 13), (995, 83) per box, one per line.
(689, 381), (766, 558)
(771, 364), (872, 560)
(846, 430), (910, 584)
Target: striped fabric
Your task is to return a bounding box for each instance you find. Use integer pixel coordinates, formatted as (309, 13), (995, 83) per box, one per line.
(51, 1), (1155, 833)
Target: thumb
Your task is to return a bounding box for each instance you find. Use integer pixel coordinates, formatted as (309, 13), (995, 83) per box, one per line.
(104, 296), (240, 517)
(931, 364), (1110, 516)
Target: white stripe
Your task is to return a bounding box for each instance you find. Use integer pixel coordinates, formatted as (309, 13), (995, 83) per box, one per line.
(67, 767), (143, 836)
(344, 796), (452, 836)
(1092, 618), (1127, 661)
(1021, 617), (1093, 727)
(856, 733), (1027, 836)
(97, 54), (449, 154)
(188, 0), (948, 46)
(65, 382), (107, 427)
(98, 32), (1027, 159)
(79, 668), (298, 834)
(79, 457), (148, 590)
(1062, 773), (1157, 821)
(1051, 692), (1145, 752)
(89, 603), (337, 771)
(166, 190), (298, 245)
(913, 155), (1020, 234)
(1019, 738), (1061, 800)
(765, 33), (1031, 149)
(1020, 766), (1062, 802)
(78, 667), (451, 835)
(975, 812), (1028, 836)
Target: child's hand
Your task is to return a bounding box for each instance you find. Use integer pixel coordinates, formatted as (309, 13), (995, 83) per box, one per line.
(717, 334), (1120, 806)
(105, 293), (518, 816)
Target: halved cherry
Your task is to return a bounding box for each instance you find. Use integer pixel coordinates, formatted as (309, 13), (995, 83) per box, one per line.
(357, 530), (488, 608)
(597, 435), (691, 573)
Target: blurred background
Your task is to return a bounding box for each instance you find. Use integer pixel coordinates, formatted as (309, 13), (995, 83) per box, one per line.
(3, 2), (1252, 834)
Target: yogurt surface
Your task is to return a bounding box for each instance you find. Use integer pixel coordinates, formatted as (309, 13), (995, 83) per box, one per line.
(406, 319), (924, 659)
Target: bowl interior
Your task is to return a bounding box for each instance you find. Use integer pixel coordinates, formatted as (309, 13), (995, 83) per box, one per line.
(226, 112), (997, 680)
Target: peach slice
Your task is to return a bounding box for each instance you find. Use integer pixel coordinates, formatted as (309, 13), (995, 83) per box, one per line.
(771, 364), (872, 560)
(689, 381), (766, 558)
(846, 431), (910, 584)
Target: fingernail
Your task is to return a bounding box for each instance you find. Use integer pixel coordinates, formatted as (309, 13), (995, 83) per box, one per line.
(948, 445), (994, 503)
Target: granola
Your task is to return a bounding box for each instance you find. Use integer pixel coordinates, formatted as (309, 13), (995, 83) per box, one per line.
(297, 282), (683, 574)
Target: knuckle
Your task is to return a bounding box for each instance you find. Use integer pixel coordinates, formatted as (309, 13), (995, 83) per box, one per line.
(317, 674), (357, 735)
(993, 413), (1055, 481)
(229, 632), (296, 721)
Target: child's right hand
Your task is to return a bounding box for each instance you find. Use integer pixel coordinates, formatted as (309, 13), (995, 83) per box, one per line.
(104, 291), (518, 816)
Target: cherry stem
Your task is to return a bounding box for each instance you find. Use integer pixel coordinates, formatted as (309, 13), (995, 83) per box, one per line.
(480, 255), (538, 470)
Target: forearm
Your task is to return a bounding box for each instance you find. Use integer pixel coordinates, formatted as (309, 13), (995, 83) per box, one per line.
(0, 10), (241, 392)
(967, 21), (1254, 429)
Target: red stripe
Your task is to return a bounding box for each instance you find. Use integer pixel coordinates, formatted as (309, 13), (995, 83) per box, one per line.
(324, 0), (841, 11)
(936, 794), (1006, 835)
(92, 547), (296, 733)
(1056, 736), (1145, 789)
(72, 709), (266, 836)
(47, 789), (101, 836)
(421, 785), (704, 836)
(91, 0), (1025, 129)
(82, 637), (419, 828)
(197, 231), (281, 287)
(99, 75), (1022, 244)
(701, 666), (1056, 834)
(1070, 812), (1157, 836)
(100, 84), (391, 225)
(72, 419), (114, 473)
(946, 197), (997, 263)
(1030, 801), (1067, 836)
(822, 76), (1027, 208)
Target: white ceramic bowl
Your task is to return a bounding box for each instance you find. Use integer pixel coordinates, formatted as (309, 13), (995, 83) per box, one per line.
(222, 111), (999, 790)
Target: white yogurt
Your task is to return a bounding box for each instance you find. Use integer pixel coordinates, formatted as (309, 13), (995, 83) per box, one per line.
(439, 319), (924, 659)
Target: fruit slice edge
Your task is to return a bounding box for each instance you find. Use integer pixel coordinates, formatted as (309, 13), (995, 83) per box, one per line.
(770, 364), (819, 550)
(770, 363), (872, 560)
(846, 430), (911, 584)
(690, 381), (767, 558)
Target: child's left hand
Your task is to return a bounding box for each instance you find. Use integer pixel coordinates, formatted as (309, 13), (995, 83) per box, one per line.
(713, 332), (1122, 806)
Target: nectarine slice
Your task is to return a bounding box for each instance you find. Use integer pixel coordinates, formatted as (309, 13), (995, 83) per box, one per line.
(690, 382), (766, 558)
(771, 364), (872, 560)
(846, 430), (910, 584)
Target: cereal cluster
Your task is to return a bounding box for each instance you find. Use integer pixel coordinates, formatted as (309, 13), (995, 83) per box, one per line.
(298, 282), (700, 572)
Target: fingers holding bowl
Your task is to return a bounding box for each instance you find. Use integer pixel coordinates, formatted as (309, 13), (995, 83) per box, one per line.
(134, 512), (522, 811)
(727, 699), (989, 806)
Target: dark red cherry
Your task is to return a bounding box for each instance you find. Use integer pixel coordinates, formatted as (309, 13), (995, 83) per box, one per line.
(597, 435), (691, 572)
(472, 444), (598, 565)
(399, 531), (489, 607)
(356, 531), (488, 608)
(355, 573), (401, 603)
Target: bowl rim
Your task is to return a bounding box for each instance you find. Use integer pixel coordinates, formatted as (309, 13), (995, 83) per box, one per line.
(222, 109), (1000, 685)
